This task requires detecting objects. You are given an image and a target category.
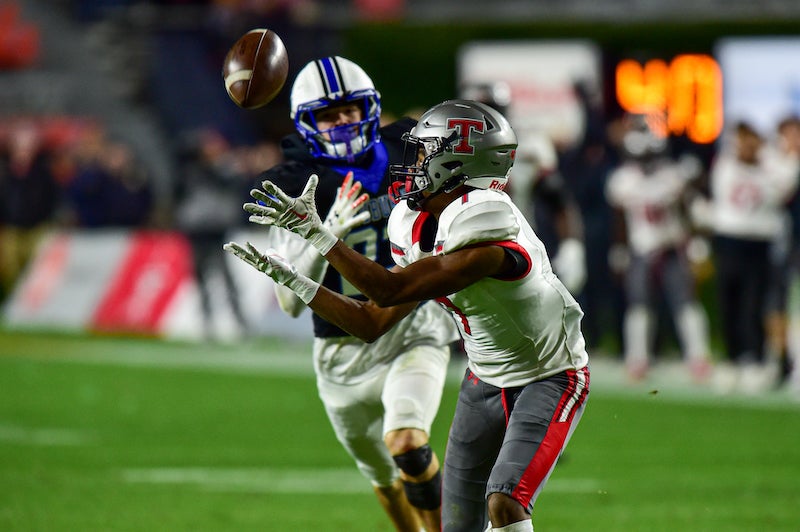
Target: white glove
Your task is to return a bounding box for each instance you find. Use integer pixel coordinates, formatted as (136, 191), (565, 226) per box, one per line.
(323, 171), (371, 239)
(223, 241), (320, 304)
(552, 238), (587, 294)
(246, 174), (338, 255)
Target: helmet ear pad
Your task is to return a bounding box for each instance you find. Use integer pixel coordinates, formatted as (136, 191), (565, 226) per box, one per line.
(425, 158), (464, 192)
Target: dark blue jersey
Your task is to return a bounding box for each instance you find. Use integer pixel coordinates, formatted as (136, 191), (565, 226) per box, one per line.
(256, 117), (415, 338)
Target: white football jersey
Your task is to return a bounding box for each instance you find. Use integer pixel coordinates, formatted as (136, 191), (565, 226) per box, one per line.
(270, 227), (457, 385)
(605, 159), (690, 255)
(388, 189), (589, 388)
(709, 147), (799, 240)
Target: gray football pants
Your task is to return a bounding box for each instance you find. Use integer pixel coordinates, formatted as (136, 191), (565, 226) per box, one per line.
(441, 366), (589, 531)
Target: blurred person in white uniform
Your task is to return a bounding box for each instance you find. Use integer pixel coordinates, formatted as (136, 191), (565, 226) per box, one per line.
(704, 120), (799, 394)
(605, 113), (713, 382)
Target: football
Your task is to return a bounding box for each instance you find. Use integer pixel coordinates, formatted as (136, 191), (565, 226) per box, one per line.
(222, 28), (289, 110)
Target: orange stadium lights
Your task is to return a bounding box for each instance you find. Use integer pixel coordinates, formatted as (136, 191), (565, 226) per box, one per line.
(615, 54), (723, 144)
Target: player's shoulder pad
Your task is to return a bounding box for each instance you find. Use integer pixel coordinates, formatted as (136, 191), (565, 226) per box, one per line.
(388, 199), (415, 238)
(439, 190), (519, 254)
(387, 200), (420, 266)
(605, 163), (641, 202)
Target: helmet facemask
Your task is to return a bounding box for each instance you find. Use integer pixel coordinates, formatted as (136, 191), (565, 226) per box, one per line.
(294, 89), (380, 163)
(390, 131), (464, 210)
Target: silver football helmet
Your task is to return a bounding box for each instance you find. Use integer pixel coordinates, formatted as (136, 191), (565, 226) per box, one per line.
(290, 56), (381, 163)
(621, 112), (669, 159)
(390, 99), (518, 209)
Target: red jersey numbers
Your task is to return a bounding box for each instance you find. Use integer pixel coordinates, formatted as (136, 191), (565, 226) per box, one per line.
(447, 118), (485, 154)
(730, 181), (763, 211)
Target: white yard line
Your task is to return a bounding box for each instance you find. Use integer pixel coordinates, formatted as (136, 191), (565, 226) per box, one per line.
(122, 467), (373, 494)
(0, 424), (93, 446)
(9, 341), (800, 410)
(17, 345), (316, 376)
(121, 466), (601, 495)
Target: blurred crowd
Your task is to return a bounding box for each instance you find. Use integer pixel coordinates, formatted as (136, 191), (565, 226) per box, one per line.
(0, 115), (279, 299)
(2, 0), (800, 396)
(3, 106), (800, 396)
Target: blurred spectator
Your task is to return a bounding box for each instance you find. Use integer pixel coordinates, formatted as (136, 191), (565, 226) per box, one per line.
(605, 113), (713, 383)
(63, 134), (153, 228)
(0, 118), (61, 299)
(237, 140), (282, 180)
(764, 115), (800, 389)
(703, 121), (799, 394)
(560, 82), (624, 355)
(173, 126), (250, 339)
(0, 1), (40, 69)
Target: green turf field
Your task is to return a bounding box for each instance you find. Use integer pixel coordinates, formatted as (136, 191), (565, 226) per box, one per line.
(1, 328), (799, 531)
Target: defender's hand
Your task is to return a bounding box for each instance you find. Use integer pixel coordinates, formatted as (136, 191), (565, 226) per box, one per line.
(324, 172), (370, 239)
(245, 174), (338, 255)
(223, 241), (320, 304)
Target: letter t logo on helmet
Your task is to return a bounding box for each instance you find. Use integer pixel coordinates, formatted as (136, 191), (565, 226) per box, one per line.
(446, 118), (485, 154)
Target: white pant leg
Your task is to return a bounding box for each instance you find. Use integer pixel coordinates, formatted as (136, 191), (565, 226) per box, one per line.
(381, 344), (450, 435)
(316, 348), (397, 487)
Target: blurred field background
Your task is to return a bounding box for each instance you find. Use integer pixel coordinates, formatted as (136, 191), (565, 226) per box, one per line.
(2, 328), (799, 531)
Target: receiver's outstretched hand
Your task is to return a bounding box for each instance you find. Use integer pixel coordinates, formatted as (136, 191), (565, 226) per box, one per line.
(223, 241), (319, 304)
(245, 174), (338, 255)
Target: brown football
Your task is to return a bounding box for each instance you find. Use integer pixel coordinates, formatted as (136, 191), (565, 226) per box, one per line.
(222, 28), (288, 110)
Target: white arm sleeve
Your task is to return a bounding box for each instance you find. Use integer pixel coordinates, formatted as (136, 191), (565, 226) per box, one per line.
(270, 228), (330, 317)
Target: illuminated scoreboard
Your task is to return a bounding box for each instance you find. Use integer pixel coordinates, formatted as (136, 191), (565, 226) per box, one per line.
(615, 54), (723, 144)
(457, 39), (800, 148)
(615, 40), (800, 144)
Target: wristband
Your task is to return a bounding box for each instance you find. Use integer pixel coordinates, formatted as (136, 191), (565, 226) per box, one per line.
(285, 273), (320, 305)
(307, 227), (338, 255)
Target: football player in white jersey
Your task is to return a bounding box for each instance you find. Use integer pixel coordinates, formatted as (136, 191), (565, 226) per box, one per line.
(703, 121), (799, 393)
(227, 99), (590, 532)
(605, 113), (713, 382)
(247, 57), (457, 531)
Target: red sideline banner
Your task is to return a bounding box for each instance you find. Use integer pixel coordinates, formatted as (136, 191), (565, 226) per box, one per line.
(2, 228), (313, 341)
(3, 229), (192, 336)
(90, 232), (192, 333)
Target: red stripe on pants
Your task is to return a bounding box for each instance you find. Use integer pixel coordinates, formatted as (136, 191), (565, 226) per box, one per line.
(511, 368), (587, 504)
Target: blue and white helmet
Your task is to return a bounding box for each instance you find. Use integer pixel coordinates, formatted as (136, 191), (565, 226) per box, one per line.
(290, 56), (381, 162)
